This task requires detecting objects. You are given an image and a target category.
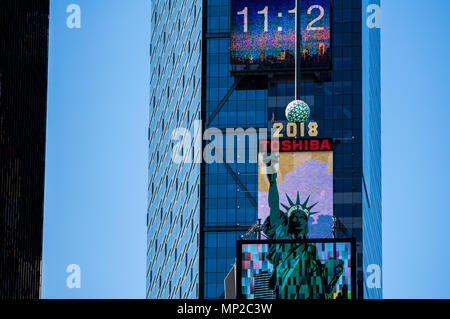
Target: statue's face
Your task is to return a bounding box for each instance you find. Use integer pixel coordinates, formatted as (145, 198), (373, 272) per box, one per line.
(289, 211), (308, 238)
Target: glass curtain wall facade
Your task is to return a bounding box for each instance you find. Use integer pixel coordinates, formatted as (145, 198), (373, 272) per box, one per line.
(0, 0), (49, 299)
(202, 0), (269, 299)
(362, 0), (382, 299)
(147, 0), (203, 299)
(148, 0), (381, 299)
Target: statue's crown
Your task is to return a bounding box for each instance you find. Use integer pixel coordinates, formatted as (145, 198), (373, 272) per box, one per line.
(282, 192), (319, 218)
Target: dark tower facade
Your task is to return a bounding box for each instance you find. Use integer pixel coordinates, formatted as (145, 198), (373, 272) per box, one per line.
(0, 0), (49, 299)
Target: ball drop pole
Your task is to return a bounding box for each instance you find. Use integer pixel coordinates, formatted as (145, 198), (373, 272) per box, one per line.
(295, 0), (302, 100)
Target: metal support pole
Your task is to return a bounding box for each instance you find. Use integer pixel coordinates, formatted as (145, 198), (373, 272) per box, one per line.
(295, 0), (301, 100)
(257, 219), (261, 240)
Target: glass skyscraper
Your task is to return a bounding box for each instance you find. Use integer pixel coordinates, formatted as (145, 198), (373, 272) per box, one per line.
(147, 0), (202, 298)
(147, 0), (381, 299)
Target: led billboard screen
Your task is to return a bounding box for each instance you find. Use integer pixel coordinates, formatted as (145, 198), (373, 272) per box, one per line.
(231, 0), (331, 72)
(237, 239), (355, 299)
(258, 148), (333, 239)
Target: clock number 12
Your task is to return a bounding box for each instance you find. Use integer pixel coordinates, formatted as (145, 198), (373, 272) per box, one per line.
(257, 6), (268, 32)
(307, 5), (325, 31)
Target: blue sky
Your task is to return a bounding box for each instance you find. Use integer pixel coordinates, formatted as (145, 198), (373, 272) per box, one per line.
(382, 0), (450, 298)
(42, 0), (450, 298)
(42, 0), (149, 298)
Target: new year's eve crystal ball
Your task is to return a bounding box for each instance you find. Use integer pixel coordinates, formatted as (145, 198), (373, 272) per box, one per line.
(285, 100), (310, 122)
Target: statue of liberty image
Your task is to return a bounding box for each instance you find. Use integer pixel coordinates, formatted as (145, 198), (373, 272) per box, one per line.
(262, 153), (345, 299)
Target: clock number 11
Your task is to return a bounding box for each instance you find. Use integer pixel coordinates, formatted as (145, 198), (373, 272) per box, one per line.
(237, 7), (248, 32)
(257, 6), (268, 32)
(238, 6), (268, 33)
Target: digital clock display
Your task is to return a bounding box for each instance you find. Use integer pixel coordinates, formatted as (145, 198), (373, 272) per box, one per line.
(231, 0), (331, 71)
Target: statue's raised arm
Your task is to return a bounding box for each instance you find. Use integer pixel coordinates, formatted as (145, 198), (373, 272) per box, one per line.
(262, 153), (285, 237)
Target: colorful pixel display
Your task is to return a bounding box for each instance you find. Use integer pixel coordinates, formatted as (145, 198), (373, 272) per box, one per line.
(239, 240), (353, 299)
(231, 0), (331, 71)
(258, 151), (333, 239)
